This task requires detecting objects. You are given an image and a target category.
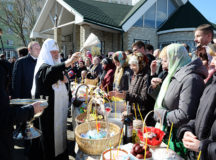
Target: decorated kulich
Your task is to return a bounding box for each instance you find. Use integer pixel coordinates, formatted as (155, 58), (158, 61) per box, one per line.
(103, 148), (128, 160)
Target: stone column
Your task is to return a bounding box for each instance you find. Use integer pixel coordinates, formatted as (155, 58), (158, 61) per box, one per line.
(80, 24), (91, 50)
(54, 28), (62, 52)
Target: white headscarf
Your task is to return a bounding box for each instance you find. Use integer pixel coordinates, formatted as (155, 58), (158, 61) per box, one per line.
(31, 39), (60, 97)
(129, 55), (138, 65)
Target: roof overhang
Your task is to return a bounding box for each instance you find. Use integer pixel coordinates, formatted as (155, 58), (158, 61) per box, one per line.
(157, 28), (216, 35)
(56, 0), (83, 23)
(157, 28), (196, 35)
(30, 0), (84, 39)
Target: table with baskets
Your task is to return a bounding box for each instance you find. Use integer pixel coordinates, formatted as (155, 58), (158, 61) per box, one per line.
(69, 83), (183, 160)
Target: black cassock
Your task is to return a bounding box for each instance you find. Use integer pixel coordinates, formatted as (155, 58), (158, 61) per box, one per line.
(35, 62), (69, 160)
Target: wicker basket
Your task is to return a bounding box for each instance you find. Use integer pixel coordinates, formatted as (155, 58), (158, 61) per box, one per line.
(75, 121), (121, 155)
(75, 112), (104, 126)
(84, 78), (98, 86)
(140, 110), (165, 148)
(75, 112), (87, 125)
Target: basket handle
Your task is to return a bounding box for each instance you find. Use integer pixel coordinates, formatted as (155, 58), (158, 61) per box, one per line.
(86, 97), (94, 122)
(143, 110), (162, 130)
(74, 84), (89, 100)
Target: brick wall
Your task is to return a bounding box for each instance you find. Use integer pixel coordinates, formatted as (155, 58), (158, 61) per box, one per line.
(124, 27), (158, 50)
(79, 24), (122, 54)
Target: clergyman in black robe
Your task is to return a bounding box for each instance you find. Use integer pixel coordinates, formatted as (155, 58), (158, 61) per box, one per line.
(31, 39), (79, 160)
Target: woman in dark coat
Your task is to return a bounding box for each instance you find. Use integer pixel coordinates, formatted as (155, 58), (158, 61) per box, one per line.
(153, 44), (208, 158)
(100, 58), (116, 91)
(109, 52), (154, 125)
(0, 59), (43, 160)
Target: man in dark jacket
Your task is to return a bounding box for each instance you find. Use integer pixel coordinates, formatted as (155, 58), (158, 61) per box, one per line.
(12, 41), (40, 99)
(11, 41), (41, 160)
(0, 59), (44, 160)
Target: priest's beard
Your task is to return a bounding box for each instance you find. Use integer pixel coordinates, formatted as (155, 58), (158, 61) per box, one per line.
(53, 59), (60, 65)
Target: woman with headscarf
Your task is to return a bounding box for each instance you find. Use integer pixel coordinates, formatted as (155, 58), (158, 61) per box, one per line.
(153, 43), (208, 158)
(109, 52), (154, 125)
(87, 56), (102, 79)
(31, 39), (79, 160)
(100, 57), (116, 91)
(177, 43), (216, 160)
(112, 51), (133, 91)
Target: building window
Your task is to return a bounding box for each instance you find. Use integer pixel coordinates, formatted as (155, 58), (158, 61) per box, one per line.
(37, 7), (41, 12)
(100, 41), (105, 54)
(7, 40), (14, 46)
(156, 0), (167, 27)
(143, 3), (156, 28)
(159, 40), (195, 52)
(168, 0), (177, 16)
(134, 39), (150, 44)
(6, 51), (10, 59)
(7, 16), (13, 23)
(23, 29), (28, 35)
(7, 28), (13, 34)
(133, 0), (177, 28)
(7, 4), (13, 11)
(134, 16), (143, 27)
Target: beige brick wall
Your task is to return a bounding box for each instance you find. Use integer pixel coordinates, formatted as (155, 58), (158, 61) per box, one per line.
(80, 24), (91, 48)
(79, 25), (122, 54)
(124, 27), (158, 50)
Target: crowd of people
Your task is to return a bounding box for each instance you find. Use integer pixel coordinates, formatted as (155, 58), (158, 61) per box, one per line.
(0, 23), (216, 160)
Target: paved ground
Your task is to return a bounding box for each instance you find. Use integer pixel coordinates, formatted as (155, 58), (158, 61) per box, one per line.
(13, 117), (76, 160)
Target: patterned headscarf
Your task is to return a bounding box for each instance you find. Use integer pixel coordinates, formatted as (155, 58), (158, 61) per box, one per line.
(154, 43), (191, 109)
(113, 51), (128, 90)
(114, 51), (127, 67)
